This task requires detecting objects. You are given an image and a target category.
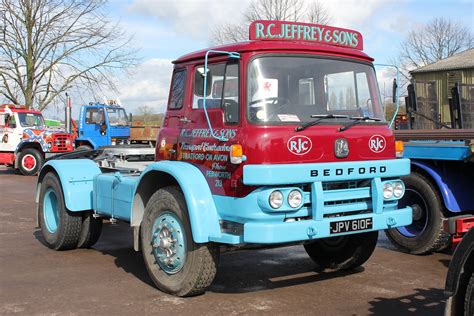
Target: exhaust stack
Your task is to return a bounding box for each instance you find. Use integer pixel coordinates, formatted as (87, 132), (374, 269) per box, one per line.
(65, 94), (72, 133)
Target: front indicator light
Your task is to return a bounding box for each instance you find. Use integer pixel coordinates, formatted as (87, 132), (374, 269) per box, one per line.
(395, 141), (404, 158)
(393, 181), (404, 198)
(288, 190), (303, 208)
(383, 182), (394, 199)
(230, 144), (244, 164)
(269, 190), (283, 209)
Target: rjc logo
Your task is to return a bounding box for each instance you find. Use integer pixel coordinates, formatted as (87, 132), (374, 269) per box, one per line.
(287, 135), (312, 155)
(369, 135), (386, 153)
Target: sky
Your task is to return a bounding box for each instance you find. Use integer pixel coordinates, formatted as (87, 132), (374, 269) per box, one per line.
(47, 0), (474, 118)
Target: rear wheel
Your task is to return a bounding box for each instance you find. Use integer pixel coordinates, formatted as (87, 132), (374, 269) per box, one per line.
(78, 211), (102, 248)
(38, 172), (82, 250)
(304, 231), (378, 271)
(140, 187), (219, 296)
(466, 274), (474, 316)
(18, 148), (44, 176)
(385, 172), (450, 254)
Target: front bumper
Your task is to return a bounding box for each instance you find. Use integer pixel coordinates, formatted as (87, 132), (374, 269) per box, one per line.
(244, 207), (412, 243)
(212, 159), (412, 245)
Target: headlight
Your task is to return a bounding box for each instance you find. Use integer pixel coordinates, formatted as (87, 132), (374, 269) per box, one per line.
(393, 181), (404, 198)
(383, 182), (394, 199)
(269, 190), (283, 209)
(65, 139), (71, 145)
(47, 142), (52, 149)
(288, 190), (303, 208)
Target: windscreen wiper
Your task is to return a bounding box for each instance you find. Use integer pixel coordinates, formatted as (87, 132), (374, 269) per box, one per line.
(295, 114), (349, 132)
(339, 116), (382, 132)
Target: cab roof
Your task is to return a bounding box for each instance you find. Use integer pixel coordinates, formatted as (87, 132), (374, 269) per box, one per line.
(0, 104), (41, 115)
(173, 40), (374, 65)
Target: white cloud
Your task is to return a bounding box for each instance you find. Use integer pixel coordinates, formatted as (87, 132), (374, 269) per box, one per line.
(322, 0), (394, 29)
(128, 0), (250, 40)
(114, 58), (173, 114)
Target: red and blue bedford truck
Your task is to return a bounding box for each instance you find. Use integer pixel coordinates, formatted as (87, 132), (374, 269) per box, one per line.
(35, 21), (412, 296)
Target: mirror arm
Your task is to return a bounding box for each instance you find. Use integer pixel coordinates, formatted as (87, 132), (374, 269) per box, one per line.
(203, 50), (240, 142)
(374, 63), (400, 128)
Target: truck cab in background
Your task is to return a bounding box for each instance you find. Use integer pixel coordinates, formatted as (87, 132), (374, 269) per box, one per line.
(0, 104), (74, 175)
(75, 102), (131, 150)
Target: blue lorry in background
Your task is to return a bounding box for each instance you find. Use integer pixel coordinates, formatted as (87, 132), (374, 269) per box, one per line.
(386, 82), (474, 254)
(74, 102), (131, 150)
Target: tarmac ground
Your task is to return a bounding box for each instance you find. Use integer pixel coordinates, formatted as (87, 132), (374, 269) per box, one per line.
(0, 167), (451, 315)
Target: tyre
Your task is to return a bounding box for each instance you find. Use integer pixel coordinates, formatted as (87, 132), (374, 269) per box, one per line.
(38, 172), (82, 250)
(140, 187), (219, 297)
(18, 148), (44, 176)
(304, 231), (378, 271)
(465, 274), (474, 316)
(77, 211), (102, 248)
(76, 145), (93, 151)
(385, 172), (450, 255)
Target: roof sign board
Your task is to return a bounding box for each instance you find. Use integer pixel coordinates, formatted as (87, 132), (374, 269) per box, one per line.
(249, 20), (363, 50)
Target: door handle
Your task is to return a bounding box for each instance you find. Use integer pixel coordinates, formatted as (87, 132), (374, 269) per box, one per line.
(179, 117), (192, 123)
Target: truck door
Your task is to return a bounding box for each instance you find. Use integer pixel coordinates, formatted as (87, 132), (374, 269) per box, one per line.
(82, 107), (109, 148)
(179, 61), (240, 193)
(0, 113), (21, 152)
(156, 68), (188, 161)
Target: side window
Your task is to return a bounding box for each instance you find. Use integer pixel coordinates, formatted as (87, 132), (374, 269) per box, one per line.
(193, 63), (226, 109)
(168, 69), (186, 110)
(193, 63), (240, 124)
(86, 108), (104, 124)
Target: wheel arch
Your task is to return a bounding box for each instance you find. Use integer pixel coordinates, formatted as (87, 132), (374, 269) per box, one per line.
(15, 142), (44, 168)
(35, 159), (101, 226)
(132, 161), (222, 249)
(410, 161), (461, 213)
(75, 138), (95, 150)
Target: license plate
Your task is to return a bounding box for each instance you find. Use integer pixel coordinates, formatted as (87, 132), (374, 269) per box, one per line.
(330, 217), (373, 234)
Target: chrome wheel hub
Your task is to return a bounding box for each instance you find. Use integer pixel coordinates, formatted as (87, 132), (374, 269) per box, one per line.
(151, 212), (186, 274)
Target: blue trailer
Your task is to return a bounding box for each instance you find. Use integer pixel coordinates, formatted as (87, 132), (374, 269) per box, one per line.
(75, 102), (131, 150)
(386, 82), (474, 254)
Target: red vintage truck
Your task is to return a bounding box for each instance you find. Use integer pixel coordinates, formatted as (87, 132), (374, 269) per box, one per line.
(0, 104), (74, 175)
(36, 20), (412, 296)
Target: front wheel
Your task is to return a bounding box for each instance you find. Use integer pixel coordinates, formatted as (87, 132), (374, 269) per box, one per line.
(385, 172), (450, 255)
(140, 187), (219, 297)
(304, 231), (378, 271)
(18, 148), (44, 176)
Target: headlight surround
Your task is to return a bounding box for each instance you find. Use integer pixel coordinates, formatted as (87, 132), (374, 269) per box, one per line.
(393, 181), (404, 198)
(288, 190), (303, 208)
(269, 190), (284, 209)
(383, 182), (394, 199)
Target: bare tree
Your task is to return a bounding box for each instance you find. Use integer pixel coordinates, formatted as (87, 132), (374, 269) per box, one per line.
(0, 0), (138, 110)
(306, 1), (332, 25)
(396, 17), (473, 73)
(211, 0), (332, 45)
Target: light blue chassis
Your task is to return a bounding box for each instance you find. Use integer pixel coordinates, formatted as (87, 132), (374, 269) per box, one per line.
(37, 158), (412, 245)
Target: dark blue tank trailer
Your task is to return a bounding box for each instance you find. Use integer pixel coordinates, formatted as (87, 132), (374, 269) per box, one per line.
(388, 82), (474, 254)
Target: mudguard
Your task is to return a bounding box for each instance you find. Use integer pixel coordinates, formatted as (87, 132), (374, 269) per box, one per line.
(37, 159), (101, 211)
(412, 161), (473, 212)
(133, 161), (222, 243)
